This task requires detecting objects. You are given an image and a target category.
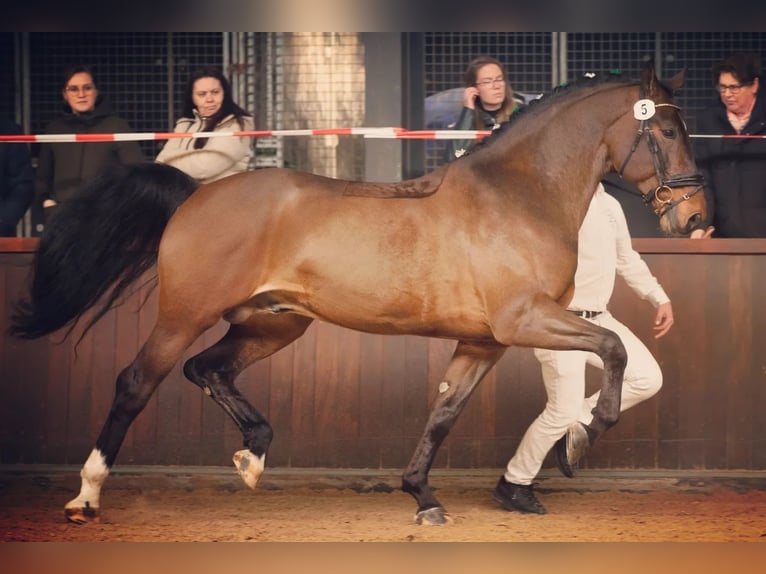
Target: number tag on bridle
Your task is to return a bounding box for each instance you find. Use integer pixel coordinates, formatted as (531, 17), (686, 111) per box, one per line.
(634, 99), (656, 120)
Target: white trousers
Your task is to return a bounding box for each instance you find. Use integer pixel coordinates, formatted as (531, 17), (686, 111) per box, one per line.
(504, 311), (663, 485)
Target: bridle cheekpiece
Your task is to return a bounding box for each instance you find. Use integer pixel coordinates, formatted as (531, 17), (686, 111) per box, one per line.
(617, 91), (705, 217)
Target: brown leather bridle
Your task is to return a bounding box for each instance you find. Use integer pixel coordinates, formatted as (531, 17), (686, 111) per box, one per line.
(617, 100), (705, 217)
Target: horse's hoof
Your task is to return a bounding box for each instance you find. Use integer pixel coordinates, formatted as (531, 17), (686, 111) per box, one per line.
(555, 422), (591, 478)
(64, 504), (100, 524)
(415, 506), (453, 526)
(232, 449), (265, 490)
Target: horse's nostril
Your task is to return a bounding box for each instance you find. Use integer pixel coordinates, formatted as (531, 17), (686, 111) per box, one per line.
(685, 212), (702, 234)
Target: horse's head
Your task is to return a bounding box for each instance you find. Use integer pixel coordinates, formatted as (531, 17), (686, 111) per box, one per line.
(606, 60), (707, 236)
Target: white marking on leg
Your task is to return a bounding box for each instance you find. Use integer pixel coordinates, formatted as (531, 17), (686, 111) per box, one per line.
(438, 381), (450, 393)
(232, 449), (265, 490)
(65, 449), (109, 512)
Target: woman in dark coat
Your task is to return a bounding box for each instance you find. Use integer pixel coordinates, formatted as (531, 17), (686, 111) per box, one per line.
(444, 55), (524, 162)
(694, 52), (766, 238)
(34, 65), (145, 223)
(0, 117), (34, 236)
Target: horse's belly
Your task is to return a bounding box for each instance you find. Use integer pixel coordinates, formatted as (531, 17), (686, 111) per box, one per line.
(242, 286), (493, 340)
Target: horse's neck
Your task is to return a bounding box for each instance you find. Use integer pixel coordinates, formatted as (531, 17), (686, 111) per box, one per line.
(511, 87), (633, 226)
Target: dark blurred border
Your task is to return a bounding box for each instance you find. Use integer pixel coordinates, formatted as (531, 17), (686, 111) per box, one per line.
(5, 0), (765, 571)
(7, 0), (766, 32)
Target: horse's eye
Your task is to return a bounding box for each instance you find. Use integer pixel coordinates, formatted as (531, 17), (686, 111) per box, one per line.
(661, 128), (676, 139)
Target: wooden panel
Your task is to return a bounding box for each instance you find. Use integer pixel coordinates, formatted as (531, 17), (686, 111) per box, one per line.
(2, 239), (766, 472)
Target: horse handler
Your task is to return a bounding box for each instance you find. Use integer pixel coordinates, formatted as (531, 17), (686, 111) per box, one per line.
(494, 183), (674, 515)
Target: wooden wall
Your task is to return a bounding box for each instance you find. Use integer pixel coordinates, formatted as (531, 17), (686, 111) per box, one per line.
(2, 238), (765, 472)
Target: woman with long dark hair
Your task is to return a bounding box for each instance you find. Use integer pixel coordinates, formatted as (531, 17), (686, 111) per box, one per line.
(156, 66), (254, 183)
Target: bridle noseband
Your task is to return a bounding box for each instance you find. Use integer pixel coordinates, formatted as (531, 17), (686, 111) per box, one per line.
(617, 98), (705, 217)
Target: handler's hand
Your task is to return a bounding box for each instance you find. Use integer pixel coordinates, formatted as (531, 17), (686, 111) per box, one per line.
(690, 226), (714, 239)
(653, 302), (674, 339)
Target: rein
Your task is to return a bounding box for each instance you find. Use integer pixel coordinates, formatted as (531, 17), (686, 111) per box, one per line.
(617, 98), (705, 217)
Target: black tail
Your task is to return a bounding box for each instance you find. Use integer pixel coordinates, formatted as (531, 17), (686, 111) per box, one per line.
(9, 162), (200, 340)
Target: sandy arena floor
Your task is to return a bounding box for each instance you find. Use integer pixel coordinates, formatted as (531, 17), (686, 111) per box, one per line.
(1, 466), (765, 542)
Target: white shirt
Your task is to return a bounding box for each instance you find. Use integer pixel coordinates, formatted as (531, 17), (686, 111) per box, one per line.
(568, 184), (669, 312)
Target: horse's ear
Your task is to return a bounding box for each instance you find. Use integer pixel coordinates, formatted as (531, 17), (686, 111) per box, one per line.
(666, 68), (686, 93)
(640, 58), (658, 94)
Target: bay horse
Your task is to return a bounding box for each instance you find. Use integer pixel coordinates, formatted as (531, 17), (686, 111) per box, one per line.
(11, 61), (706, 526)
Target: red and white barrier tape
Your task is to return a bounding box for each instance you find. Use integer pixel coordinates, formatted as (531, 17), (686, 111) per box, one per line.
(0, 128), (490, 143)
(0, 128), (762, 143)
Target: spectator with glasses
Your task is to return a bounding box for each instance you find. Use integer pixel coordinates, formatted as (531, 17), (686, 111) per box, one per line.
(693, 51), (766, 238)
(34, 64), (144, 226)
(444, 55), (525, 161)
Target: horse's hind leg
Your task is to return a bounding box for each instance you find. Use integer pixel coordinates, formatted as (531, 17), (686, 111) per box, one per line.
(65, 316), (209, 524)
(183, 313), (313, 490)
(402, 341), (506, 525)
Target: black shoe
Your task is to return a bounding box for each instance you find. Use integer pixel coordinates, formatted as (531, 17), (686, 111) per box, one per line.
(492, 477), (547, 514)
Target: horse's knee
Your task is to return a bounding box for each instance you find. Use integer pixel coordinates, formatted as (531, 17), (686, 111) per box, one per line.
(603, 332), (627, 371)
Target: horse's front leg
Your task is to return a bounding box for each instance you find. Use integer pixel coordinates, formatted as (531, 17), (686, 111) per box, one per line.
(402, 341), (506, 525)
(500, 295), (627, 472)
(551, 323), (627, 473)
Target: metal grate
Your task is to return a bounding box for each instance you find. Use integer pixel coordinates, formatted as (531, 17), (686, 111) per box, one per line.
(250, 33), (284, 170)
(423, 32), (553, 172)
(272, 32), (366, 180)
(4, 32), (766, 235)
(423, 32), (766, 170)
(565, 32), (658, 82)
(27, 32), (224, 160)
(659, 32), (766, 131)
(0, 34), (17, 122)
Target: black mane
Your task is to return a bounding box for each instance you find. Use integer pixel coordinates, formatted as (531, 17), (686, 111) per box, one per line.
(465, 72), (639, 156)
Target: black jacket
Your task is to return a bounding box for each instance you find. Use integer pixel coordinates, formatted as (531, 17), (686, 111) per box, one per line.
(34, 96), (145, 207)
(443, 95), (525, 163)
(0, 119), (34, 236)
(443, 106), (504, 162)
(694, 79), (766, 238)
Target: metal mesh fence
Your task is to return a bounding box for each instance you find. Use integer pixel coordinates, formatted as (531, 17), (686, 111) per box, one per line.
(423, 32), (553, 172)
(277, 32), (366, 180)
(3, 31), (766, 229)
(27, 32), (224, 160)
(658, 32), (766, 130)
(0, 34), (16, 122)
(565, 32), (657, 81)
(422, 32), (766, 171)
